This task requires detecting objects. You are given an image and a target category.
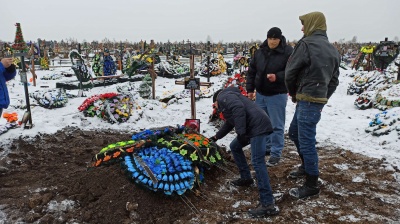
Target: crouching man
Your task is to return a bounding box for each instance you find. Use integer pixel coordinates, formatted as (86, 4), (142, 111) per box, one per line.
(209, 87), (278, 217)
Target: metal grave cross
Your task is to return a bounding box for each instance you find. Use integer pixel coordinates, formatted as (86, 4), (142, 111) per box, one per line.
(14, 51), (33, 128)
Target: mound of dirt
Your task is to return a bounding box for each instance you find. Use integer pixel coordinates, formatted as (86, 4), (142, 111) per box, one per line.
(0, 127), (399, 223)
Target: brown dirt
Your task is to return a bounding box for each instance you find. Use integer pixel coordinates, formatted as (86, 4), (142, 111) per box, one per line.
(0, 127), (399, 224)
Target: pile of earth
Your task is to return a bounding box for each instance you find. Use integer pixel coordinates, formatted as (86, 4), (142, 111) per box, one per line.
(0, 127), (399, 223)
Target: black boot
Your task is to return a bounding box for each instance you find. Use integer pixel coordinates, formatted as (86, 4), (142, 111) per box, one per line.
(248, 203), (279, 217)
(289, 155), (306, 178)
(289, 165), (306, 178)
(289, 174), (320, 199)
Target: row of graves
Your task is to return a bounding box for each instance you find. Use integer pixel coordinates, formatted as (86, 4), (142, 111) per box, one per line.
(333, 42), (364, 70)
(55, 43), (234, 90)
(0, 23), (255, 201)
(350, 38), (400, 72)
(347, 38), (400, 138)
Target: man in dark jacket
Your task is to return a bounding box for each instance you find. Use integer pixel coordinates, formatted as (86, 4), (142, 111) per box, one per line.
(0, 57), (16, 117)
(285, 11), (340, 199)
(246, 27), (293, 167)
(209, 87), (278, 217)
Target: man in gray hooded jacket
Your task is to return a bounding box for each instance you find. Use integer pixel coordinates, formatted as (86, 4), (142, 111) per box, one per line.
(285, 11), (340, 199)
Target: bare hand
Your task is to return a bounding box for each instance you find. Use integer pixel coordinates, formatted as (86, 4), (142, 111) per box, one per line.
(267, 74), (276, 82)
(1, 58), (13, 68)
(247, 92), (255, 100)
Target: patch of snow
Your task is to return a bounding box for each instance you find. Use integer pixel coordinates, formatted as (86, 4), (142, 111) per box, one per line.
(333, 163), (350, 170)
(352, 173), (365, 182)
(338, 214), (362, 222)
(232, 200), (251, 208)
(46, 200), (76, 213)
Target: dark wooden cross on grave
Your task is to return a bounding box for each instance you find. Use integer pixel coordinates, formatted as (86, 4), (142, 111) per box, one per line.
(139, 43), (158, 100)
(28, 43), (37, 86)
(118, 41), (123, 71)
(148, 55), (157, 100)
(175, 40), (212, 119)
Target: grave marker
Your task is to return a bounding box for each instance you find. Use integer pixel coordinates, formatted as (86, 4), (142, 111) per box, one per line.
(175, 41), (212, 120)
(28, 43), (37, 86)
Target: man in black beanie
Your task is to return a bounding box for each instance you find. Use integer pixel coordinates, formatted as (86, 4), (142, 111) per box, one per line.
(246, 27), (293, 167)
(267, 27), (282, 39)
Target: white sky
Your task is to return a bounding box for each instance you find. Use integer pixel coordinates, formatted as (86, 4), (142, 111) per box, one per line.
(1, 0), (399, 44)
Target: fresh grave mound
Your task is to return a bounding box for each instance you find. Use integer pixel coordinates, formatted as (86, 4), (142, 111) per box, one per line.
(88, 126), (226, 196)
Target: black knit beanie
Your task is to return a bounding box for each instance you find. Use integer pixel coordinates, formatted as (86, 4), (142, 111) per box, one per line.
(213, 89), (223, 103)
(267, 27), (282, 38)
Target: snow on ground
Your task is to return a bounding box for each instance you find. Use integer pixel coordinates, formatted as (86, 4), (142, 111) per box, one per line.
(0, 63), (399, 170)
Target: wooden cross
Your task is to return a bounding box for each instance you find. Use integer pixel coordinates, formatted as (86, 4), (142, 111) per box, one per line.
(206, 41), (211, 82)
(175, 53), (212, 119)
(148, 56), (157, 100)
(118, 41), (123, 71)
(166, 41), (171, 61)
(28, 43), (37, 86)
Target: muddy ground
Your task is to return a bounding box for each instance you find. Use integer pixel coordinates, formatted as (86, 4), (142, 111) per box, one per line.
(0, 127), (400, 224)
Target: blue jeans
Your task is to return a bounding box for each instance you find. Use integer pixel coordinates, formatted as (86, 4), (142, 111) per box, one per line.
(230, 133), (274, 205)
(288, 101), (324, 176)
(255, 92), (287, 158)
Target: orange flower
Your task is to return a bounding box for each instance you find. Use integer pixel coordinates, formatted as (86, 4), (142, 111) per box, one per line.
(113, 151), (121, 158)
(193, 142), (200, 147)
(3, 112), (18, 123)
(95, 160), (102, 167)
(184, 133), (193, 138)
(103, 155), (112, 162)
(202, 141), (209, 146)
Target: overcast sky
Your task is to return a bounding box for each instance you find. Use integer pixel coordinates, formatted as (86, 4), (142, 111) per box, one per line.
(1, 0), (399, 44)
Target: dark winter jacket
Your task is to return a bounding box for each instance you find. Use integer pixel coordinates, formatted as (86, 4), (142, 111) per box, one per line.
(246, 36), (293, 96)
(285, 12), (340, 104)
(214, 87), (273, 140)
(0, 63), (16, 109)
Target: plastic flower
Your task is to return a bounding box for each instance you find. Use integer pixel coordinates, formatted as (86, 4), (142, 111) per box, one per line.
(180, 149), (188, 156)
(190, 153), (198, 161)
(3, 112), (18, 123)
(215, 151), (222, 160)
(209, 156), (216, 163)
